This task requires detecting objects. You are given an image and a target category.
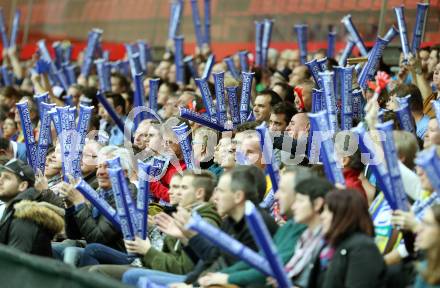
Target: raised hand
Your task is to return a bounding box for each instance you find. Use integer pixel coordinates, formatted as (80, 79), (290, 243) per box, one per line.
(374, 71), (391, 92)
(173, 207), (198, 240)
(34, 169), (48, 192)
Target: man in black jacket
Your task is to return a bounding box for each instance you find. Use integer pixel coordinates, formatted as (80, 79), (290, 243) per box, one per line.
(181, 166), (278, 284)
(52, 146), (136, 266)
(0, 159), (64, 257)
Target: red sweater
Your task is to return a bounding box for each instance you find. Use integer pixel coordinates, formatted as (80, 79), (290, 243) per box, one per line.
(150, 160), (186, 202)
(343, 168), (367, 201)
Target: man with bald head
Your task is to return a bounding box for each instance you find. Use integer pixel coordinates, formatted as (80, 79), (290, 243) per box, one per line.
(286, 112), (310, 140)
(272, 112), (310, 166)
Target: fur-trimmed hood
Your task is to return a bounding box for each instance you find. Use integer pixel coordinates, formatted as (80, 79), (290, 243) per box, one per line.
(13, 200), (64, 235)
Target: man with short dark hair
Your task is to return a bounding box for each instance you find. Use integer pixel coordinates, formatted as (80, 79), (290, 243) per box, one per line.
(0, 159), (64, 257)
(110, 72), (130, 94)
(270, 111), (310, 167)
(253, 90), (283, 123)
(268, 102), (297, 133)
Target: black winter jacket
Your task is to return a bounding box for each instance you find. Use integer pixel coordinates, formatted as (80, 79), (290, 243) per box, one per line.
(64, 182), (137, 252)
(0, 189), (64, 257)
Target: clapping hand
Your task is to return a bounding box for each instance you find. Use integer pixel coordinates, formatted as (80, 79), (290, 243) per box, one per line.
(173, 207), (198, 240)
(155, 212), (187, 240)
(58, 176), (84, 207)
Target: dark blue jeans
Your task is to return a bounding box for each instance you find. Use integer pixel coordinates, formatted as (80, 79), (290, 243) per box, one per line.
(52, 240), (85, 266)
(122, 268), (186, 286)
(79, 243), (133, 267)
